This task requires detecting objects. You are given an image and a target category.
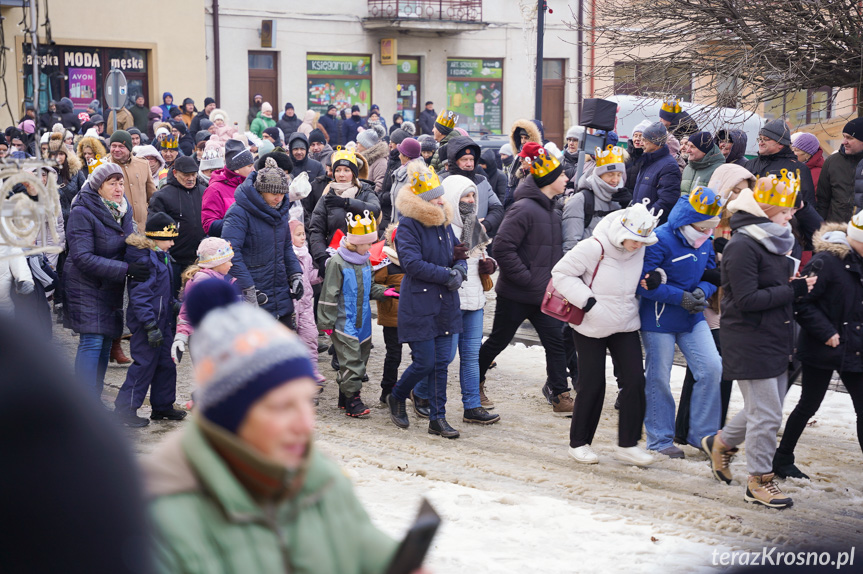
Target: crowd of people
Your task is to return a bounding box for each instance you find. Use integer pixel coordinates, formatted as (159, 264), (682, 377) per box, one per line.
(3, 93), (863, 566)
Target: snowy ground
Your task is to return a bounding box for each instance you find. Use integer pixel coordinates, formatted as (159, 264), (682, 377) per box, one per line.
(61, 318), (863, 574)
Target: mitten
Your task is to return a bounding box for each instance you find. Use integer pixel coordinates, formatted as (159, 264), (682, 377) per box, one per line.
(145, 323), (163, 348)
(289, 273), (304, 300)
(477, 258), (496, 275)
(445, 268), (464, 291)
(642, 271), (662, 290)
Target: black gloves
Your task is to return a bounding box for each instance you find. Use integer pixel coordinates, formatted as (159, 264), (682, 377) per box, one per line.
(700, 267), (722, 288)
(583, 297), (597, 313)
(790, 277), (810, 299)
(681, 289), (707, 314)
(445, 268), (465, 291)
(324, 194), (349, 210)
(127, 261), (150, 282)
(453, 243), (468, 262)
(713, 237), (729, 254)
(144, 322), (163, 348)
(289, 273), (304, 300)
(477, 258), (496, 275)
(173, 301), (182, 317)
(642, 270), (663, 291)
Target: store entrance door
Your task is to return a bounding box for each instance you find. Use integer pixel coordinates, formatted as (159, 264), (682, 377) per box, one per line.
(396, 58), (421, 126)
(542, 59), (565, 144)
(248, 51), (278, 126)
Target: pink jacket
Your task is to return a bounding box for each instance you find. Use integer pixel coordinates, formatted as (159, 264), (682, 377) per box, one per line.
(292, 244), (321, 317)
(201, 167), (245, 235)
(176, 268), (235, 337)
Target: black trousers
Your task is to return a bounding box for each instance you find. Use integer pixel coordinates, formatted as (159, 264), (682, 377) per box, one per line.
(674, 328), (732, 442)
(777, 365), (863, 456)
(381, 326), (402, 392)
(478, 295), (569, 395)
(570, 330), (646, 448)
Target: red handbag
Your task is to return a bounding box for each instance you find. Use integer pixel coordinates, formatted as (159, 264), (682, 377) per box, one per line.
(541, 238), (604, 326)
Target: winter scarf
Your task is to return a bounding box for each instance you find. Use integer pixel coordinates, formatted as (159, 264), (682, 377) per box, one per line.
(101, 196), (129, 223)
(337, 237), (370, 265)
(679, 224), (712, 248)
(585, 173), (618, 202)
(737, 221), (795, 255)
(328, 181), (359, 200)
(820, 229), (850, 249)
(458, 201), (490, 255)
(449, 164), (477, 184)
(293, 243), (310, 259)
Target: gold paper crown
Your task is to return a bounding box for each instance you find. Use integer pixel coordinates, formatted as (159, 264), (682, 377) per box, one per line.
(87, 155), (107, 173)
(346, 210), (377, 236)
(689, 186), (724, 217)
(850, 212), (863, 232)
(159, 134), (179, 150)
(332, 146), (357, 167)
(410, 170), (442, 196)
(661, 99), (682, 114)
(146, 223), (179, 238)
(753, 169), (800, 208)
(595, 145), (624, 168)
(435, 110), (458, 129)
(530, 149), (562, 179)
(621, 200), (662, 238)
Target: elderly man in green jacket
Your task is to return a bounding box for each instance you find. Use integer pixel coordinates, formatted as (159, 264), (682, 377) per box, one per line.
(141, 279), (422, 574)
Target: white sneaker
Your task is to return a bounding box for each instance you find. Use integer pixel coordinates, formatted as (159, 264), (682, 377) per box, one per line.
(569, 445), (599, 464)
(616, 446), (655, 467)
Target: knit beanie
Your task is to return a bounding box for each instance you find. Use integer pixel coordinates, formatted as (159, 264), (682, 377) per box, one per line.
(261, 102), (273, 115)
(288, 218), (304, 236)
(256, 151), (293, 173)
(843, 118), (863, 142)
(565, 125), (584, 140)
(199, 148), (224, 171)
(351, 104), (360, 114)
(499, 142), (513, 157)
(197, 237), (234, 268)
(109, 130), (133, 152)
(195, 130), (212, 144)
(263, 126), (282, 144)
(308, 129), (326, 145)
(418, 134), (437, 153)
(791, 132), (820, 156)
(256, 156), (290, 194)
(390, 128), (409, 146)
(688, 131), (714, 155)
(760, 119), (792, 146)
(185, 279), (316, 434)
(642, 122), (668, 145)
(357, 129), (379, 149)
(397, 138), (421, 160)
(87, 162), (124, 191)
(200, 119), (214, 132)
(848, 212), (863, 243)
(225, 139), (254, 172)
(204, 97), (215, 107)
(632, 120), (653, 136)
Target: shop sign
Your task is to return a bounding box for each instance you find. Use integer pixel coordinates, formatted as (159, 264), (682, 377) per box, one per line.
(446, 58), (503, 79)
(307, 54), (371, 77)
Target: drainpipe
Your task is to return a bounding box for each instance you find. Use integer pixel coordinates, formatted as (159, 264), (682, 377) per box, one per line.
(213, 0), (221, 103)
(589, 0), (595, 97)
(576, 0), (583, 117)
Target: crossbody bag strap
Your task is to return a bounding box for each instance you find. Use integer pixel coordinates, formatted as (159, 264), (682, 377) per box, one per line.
(586, 237), (605, 289)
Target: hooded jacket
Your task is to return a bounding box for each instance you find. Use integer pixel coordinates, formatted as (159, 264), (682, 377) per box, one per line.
(147, 107), (163, 140)
(494, 175), (563, 305)
(124, 234), (176, 334)
(159, 93), (177, 122)
(632, 144), (681, 224)
(317, 249), (386, 343)
(362, 140), (390, 193)
(250, 111), (276, 139)
(394, 187), (463, 342)
(38, 107), (63, 131)
(148, 171), (207, 266)
(297, 110), (318, 137)
(636, 197), (718, 334)
(504, 119), (544, 207)
(308, 181), (381, 273)
(668, 110), (699, 139)
(440, 136), (505, 236)
(442, 176), (492, 311)
(56, 149), (86, 224)
(63, 182), (134, 337)
(481, 148), (507, 203)
(716, 130), (748, 166)
(816, 145), (863, 223)
(222, 173), (302, 318)
(288, 133), (325, 182)
(57, 98), (81, 134)
(680, 145), (726, 196)
(201, 167), (246, 236)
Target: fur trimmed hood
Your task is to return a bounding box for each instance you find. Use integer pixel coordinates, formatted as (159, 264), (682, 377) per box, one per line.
(361, 140), (388, 167)
(509, 118), (542, 153)
(77, 136), (107, 165)
(354, 151), (370, 180)
(126, 233), (158, 251)
(812, 222), (852, 258)
(395, 188), (453, 227)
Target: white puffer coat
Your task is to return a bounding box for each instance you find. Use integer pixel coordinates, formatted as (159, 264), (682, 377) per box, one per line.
(0, 246), (34, 315)
(442, 175), (489, 312)
(551, 210), (645, 339)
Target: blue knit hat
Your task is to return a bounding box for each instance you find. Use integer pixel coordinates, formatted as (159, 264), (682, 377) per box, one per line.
(186, 279), (316, 433)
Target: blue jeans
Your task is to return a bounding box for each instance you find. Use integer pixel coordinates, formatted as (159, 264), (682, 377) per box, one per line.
(75, 333), (112, 399)
(641, 320), (722, 451)
(392, 335), (454, 421)
(414, 309), (483, 410)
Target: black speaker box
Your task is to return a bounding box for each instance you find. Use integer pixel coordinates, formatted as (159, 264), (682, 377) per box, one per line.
(579, 98), (617, 131)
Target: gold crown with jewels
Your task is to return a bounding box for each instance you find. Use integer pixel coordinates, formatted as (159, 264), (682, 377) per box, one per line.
(595, 145), (624, 168)
(530, 149), (562, 179)
(87, 155), (107, 173)
(410, 170), (442, 195)
(159, 134), (179, 150)
(346, 210), (377, 236)
(661, 98), (682, 114)
(689, 186), (724, 217)
(753, 169), (799, 207)
(331, 146), (357, 167)
(146, 223), (179, 238)
(435, 110), (458, 129)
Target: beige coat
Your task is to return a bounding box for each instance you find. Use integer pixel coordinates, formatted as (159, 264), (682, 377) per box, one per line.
(109, 155), (157, 231)
(106, 107), (134, 135)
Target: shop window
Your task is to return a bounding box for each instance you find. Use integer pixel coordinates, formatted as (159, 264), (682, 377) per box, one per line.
(306, 54), (372, 115)
(446, 58), (503, 135)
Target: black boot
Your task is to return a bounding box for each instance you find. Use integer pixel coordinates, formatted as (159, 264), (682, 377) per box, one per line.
(387, 393), (409, 429)
(773, 450), (810, 480)
(428, 418), (460, 439)
(463, 406), (500, 425)
(338, 392), (346, 410)
(410, 390), (430, 418)
(151, 407), (187, 421)
(380, 384), (393, 404)
(116, 410), (149, 428)
(345, 392), (370, 418)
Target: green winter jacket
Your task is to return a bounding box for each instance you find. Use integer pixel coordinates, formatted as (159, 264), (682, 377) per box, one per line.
(429, 129), (458, 175)
(142, 420), (397, 574)
(318, 251), (386, 342)
(250, 111), (277, 139)
(680, 144), (725, 197)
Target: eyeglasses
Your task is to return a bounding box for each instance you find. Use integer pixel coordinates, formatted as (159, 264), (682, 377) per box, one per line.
(756, 137), (774, 144)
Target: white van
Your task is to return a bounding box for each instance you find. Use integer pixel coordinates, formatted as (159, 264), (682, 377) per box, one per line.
(604, 95), (764, 157)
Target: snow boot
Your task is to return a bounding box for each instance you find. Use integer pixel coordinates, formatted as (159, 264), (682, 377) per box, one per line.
(110, 338), (132, 365)
(345, 392), (370, 418)
(745, 473), (793, 509)
(702, 433), (737, 483)
(479, 379), (495, 409)
(387, 394), (409, 429)
(463, 406), (500, 425)
(151, 408), (188, 421)
(428, 418), (460, 439)
(773, 450), (810, 480)
(116, 410), (149, 428)
(410, 390), (430, 418)
(542, 382), (574, 417)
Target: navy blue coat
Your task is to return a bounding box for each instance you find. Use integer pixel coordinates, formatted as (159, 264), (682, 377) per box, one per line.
(342, 116), (363, 144)
(631, 145), (681, 225)
(63, 183), (134, 337)
(124, 237), (176, 334)
(318, 113), (341, 147)
(222, 173), (302, 319)
(394, 192), (463, 343)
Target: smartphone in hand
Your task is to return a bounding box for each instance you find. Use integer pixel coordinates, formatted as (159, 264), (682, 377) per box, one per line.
(385, 499), (441, 574)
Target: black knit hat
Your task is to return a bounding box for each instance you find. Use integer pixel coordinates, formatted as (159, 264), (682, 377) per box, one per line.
(225, 139), (254, 171)
(145, 212), (179, 238)
(255, 151), (293, 173)
(390, 128), (409, 145)
(308, 129), (326, 145)
(204, 97), (215, 107)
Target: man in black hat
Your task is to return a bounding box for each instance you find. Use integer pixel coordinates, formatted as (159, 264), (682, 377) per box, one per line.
(287, 132), (325, 182)
(318, 104), (341, 147)
(262, 126), (283, 148)
(817, 117), (863, 223)
(278, 102), (302, 138)
(342, 105), (363, 145)
(189, 97), (216, 134)
(149, 155), (207, 296)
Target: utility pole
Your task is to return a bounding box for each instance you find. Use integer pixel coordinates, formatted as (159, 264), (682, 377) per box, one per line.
(534, 0), (545, 121)
(29, 0), (39, 119)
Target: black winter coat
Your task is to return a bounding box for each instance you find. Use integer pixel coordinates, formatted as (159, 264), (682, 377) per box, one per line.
(318, 114), (340, 146)
(39, 110), (63, 131)
(481, 148), (508, 202)
(720, 211), (797, 380)
(57, 101), (81, 134)
(795, 224), (863, 372)
(494, 176), (563, 305)
(148, 172), (206, 266)
(418, 108), (436, 136)
(815, 145), (863, 223)
(278, 114), (302, 138)
(308, 182), (381, 273)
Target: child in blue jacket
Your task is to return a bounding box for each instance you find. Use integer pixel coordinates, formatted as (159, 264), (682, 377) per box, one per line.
(114, 212), (187, 427)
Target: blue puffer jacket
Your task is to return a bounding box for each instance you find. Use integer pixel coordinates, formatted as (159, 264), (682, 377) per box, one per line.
(394, 188), (464, 343)
(222, 173), (302, 319)
(637, 197), (718, 334)
(124, 234), (176, 334)
(631, 144), (681, 225)
(63, 182), (134, 337)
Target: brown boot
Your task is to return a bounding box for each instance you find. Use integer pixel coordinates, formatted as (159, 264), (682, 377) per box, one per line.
(745, 473), (793, 509)
(479, 379), (495, 410)
(551, 391), (574, 417)
(701, 433), (737, 484)
(110, 338), (132, 365)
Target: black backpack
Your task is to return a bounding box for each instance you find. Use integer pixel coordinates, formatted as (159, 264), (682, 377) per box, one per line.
(577, 187), (614, 229)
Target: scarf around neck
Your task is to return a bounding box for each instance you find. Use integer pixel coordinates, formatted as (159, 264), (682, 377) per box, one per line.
(293, 243), (310, 258)
(737, 221), (795, 255)
(337, 237), (370, 265)
(101, 196), (128, 223)
(586, 173), (619, 203)
(458, 201), (490, 255)
(329, 181), (359, 200)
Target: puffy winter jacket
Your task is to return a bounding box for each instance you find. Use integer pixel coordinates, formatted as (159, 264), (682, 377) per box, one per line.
(57, 98), (81, 134)
(562, 174), (623, 252)
(342, 115), (363, 145)
(124, 234), (175, 334)
(176, 268), (233, 338)
(318, 113), (340, 146)
(278, 113), (302, 138)
(631, 144), (681, 224)
(201, 167), (246, 236)
(63, 183), (134, 337)
(308, 182), (381, 273)
(317, 251), (385, 342)
(680, 145), (725, 196)
(816, 145), (863, 223)
(806, 147), (825, 189)
(0, 246), (33, 315)
(249, 112), (276, 139)
(362, 141), (389, 193)
(148, 171), (206, 267)
(222, 174), (302, 319)
(493, 176), (563, 306)
(418, 108), (436, 136)
(637, 197), (718, 334)
(441, 137), (505, 236)
(293, 244), (321, 327)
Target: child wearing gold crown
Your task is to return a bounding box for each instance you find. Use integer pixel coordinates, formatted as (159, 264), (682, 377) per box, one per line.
(702, 175), (816, 510)
(114, 212), (187, 428)
(318, 211), (397, 418)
